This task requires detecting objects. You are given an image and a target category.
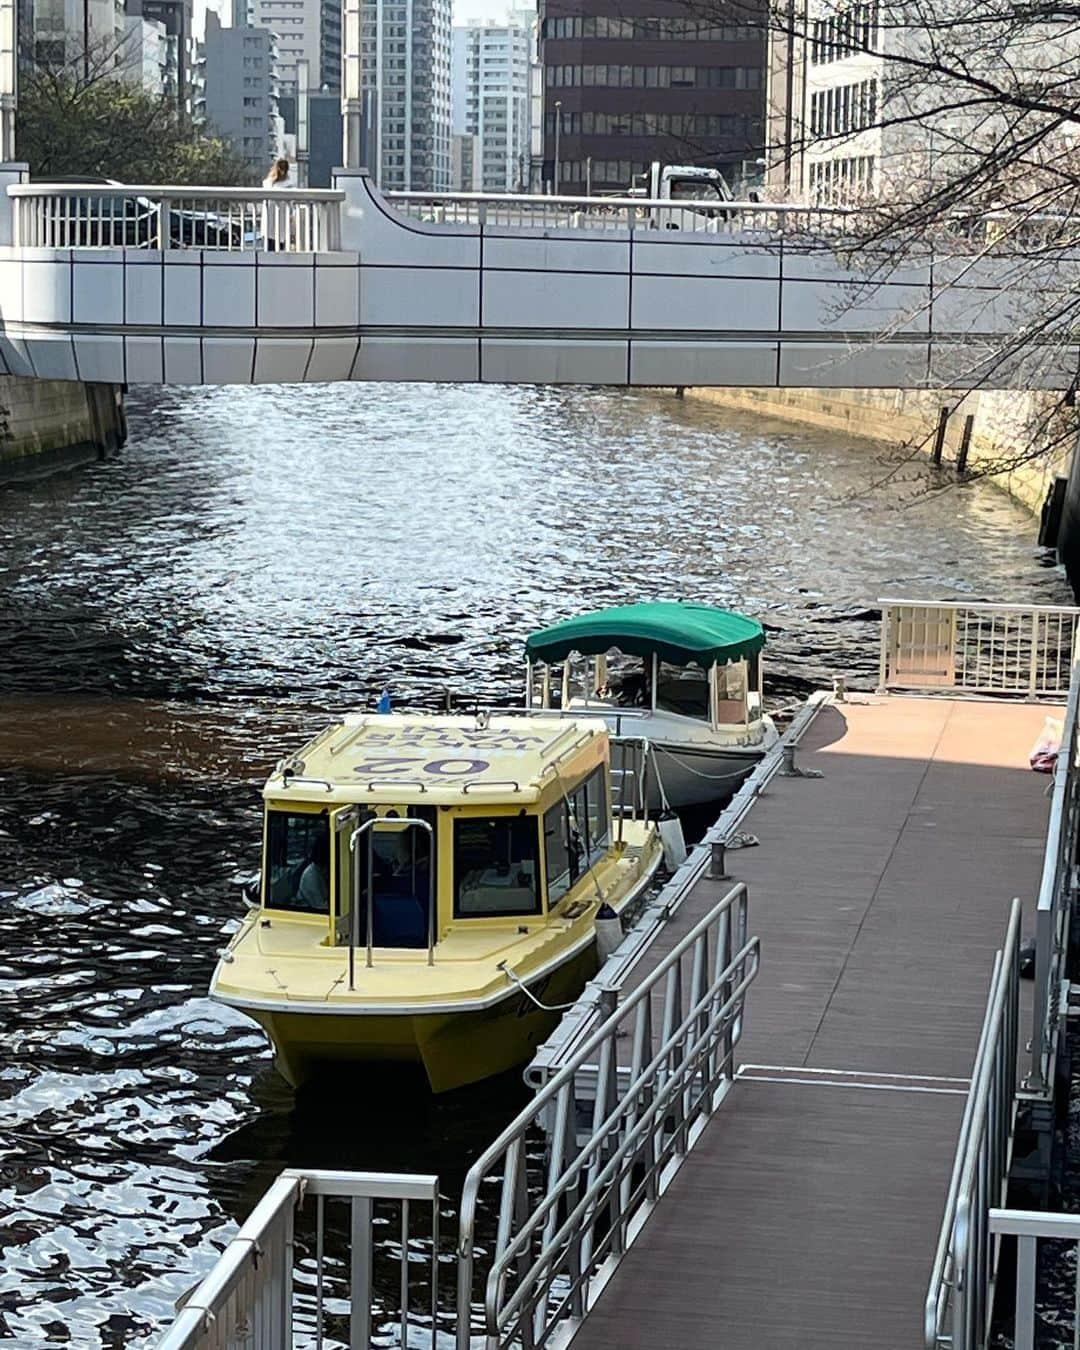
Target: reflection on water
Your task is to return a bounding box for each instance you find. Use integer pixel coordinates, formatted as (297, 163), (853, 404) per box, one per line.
(0, 382), (1069, 1344)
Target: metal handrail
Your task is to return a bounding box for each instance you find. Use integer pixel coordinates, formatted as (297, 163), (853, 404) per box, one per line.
(924, 897), (1022, 1350)
(387, 188), (864, 217)
(8, 183), (346, 202)
(1028, 658), (1080, 1093)
(349, 816), (435, 982)
(454, 881), (758, 1348)
(155, 1168), (439, 1350)
(879, 598), (1080, 698)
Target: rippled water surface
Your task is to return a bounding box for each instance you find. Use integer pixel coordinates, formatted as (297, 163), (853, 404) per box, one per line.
(0, 382), (1070, 1345)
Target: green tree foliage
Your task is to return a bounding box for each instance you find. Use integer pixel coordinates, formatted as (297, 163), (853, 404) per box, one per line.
(17, 63), (252, 185)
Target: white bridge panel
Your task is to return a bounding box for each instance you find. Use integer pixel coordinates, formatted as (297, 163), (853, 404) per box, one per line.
(630, 340), (779, 386)
(632, 234), (782, 279)
(483, 270), (628, 330)
(165, 258), (201, 327)
(631, 272), (778, 332)
(314, 257), (360, 327)
(351, 336), (479, 381)
(73, 334), (124, 382)
(202, 338), (256, 383)
(481, 338), (627, 384)
(359, 266), (478, 328)
(482, 231), (630, 274)
(204, 255), (256, 328)
(778, 341), (931, 388)
(257, 256), (315, 328)
(307, 336), (358, 380)
(27, 331), (77, 380)
(125, 256), (164, 326)
(124, 335), (164, 383)
(163, 337), (202, 384)
(72, 256), (124, 326)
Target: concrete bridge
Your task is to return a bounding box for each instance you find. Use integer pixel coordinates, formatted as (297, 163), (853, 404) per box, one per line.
(0, 167), (1072, 389)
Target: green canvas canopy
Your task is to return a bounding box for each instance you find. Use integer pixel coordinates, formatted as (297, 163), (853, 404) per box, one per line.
(525, 602), (765, 669)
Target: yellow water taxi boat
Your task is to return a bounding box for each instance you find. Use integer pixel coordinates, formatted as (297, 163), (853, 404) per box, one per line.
(210, 713), (663, 1092)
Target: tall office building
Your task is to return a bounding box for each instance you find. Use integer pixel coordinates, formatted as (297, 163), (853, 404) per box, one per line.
(361, 0), (452, 190)
(30, 0), (123, 70)
(766, 0), (883, 201)
(452, 14), (533, 192)
(247, 0), (341, 91)
(537, 1), (766, 194)
(200, 12), (284, 174)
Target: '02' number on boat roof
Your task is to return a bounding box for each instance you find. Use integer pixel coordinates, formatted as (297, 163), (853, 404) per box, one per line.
(351, 755), (492, 779)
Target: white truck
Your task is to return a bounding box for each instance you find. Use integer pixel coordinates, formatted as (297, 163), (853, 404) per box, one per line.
(629, 162), (737, 228)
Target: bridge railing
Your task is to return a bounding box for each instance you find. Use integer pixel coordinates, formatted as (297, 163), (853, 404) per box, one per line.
(385, 189), (862, 236)
(155, 1168), (440, 1348)
(924, 897), (1022, 1350)
(879, 598), (1080, 698)
(8, 184), (344, 252)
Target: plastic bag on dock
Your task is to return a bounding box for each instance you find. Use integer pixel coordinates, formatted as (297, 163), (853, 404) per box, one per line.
(1029, 715), (1063, 773)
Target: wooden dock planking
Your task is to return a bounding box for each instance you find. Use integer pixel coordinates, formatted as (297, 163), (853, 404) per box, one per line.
(572, 695), (1053, 1349)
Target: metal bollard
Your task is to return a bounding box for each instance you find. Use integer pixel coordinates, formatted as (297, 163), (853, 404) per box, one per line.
(710, 838), (730, 880)
(833, 676), (846, 703)
(780, 743), (798, 776)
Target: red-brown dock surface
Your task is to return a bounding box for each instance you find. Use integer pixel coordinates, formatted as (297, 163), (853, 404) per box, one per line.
(572, 695), (1054, 1350)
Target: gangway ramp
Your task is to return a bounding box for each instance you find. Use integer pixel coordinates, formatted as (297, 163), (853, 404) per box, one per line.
(563, 695), (1051, 1349)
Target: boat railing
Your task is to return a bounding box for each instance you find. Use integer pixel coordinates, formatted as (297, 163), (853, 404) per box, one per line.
(155, 1169), (440, 1350)
(879, 598), (1080, 698)
(924, 898), (1022, 1349)
(455, 880), (757, 1348)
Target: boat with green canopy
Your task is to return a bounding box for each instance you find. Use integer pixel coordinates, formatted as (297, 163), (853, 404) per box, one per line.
(524, 601), (777, 808)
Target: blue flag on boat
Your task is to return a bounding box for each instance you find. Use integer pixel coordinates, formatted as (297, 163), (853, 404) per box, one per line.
(376, 687), (392, 713)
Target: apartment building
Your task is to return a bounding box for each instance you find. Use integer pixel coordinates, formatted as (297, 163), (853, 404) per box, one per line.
(200, 12), (284, 175)
(360, 0), (452, 190)
(452, 14), (532, 192)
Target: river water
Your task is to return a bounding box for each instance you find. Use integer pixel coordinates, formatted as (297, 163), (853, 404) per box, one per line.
(0, 382), (1070, 1346)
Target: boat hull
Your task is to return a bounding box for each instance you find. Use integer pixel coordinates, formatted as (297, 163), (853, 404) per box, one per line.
(646, 741), (765, 809)
(249, 941), (599, 1094)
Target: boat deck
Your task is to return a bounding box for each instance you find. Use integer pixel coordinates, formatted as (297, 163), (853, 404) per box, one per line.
(568, 694), (1053, 1350)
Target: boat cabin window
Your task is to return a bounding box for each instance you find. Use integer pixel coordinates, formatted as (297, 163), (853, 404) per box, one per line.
(716, 660), (748, 724)
(544, 766), (609, 901)
(454, 815), (541, 917)
(596, 653), (650, 708)
(585, 768), (610, 862)
(265, 810), (331, 914)
(656, 660), (710, 721)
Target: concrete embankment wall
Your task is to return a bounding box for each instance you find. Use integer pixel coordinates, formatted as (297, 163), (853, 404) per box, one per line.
(0, 377), (126, 482)
(686, 386), (1072, 517)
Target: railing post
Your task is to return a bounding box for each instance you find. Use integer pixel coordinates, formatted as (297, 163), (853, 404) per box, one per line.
(1029, 610), (1040, 699)
(350, 1195), (374, 1350)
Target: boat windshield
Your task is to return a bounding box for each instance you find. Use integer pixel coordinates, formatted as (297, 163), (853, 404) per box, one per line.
(265, 809), (331, 913)
(454, 815), (541, 917)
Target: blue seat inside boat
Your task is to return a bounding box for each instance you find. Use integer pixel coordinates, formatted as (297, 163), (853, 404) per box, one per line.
(371, 881), (428, 948)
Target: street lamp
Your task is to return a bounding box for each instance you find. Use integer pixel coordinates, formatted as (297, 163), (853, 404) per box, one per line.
(553, 98), (561, 193)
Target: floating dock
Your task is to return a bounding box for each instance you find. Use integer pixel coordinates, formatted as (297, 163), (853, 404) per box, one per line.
(534, 692), (1052, 1349)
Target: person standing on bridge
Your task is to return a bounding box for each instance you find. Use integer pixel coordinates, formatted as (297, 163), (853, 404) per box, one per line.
(261, 158), (293, 251)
